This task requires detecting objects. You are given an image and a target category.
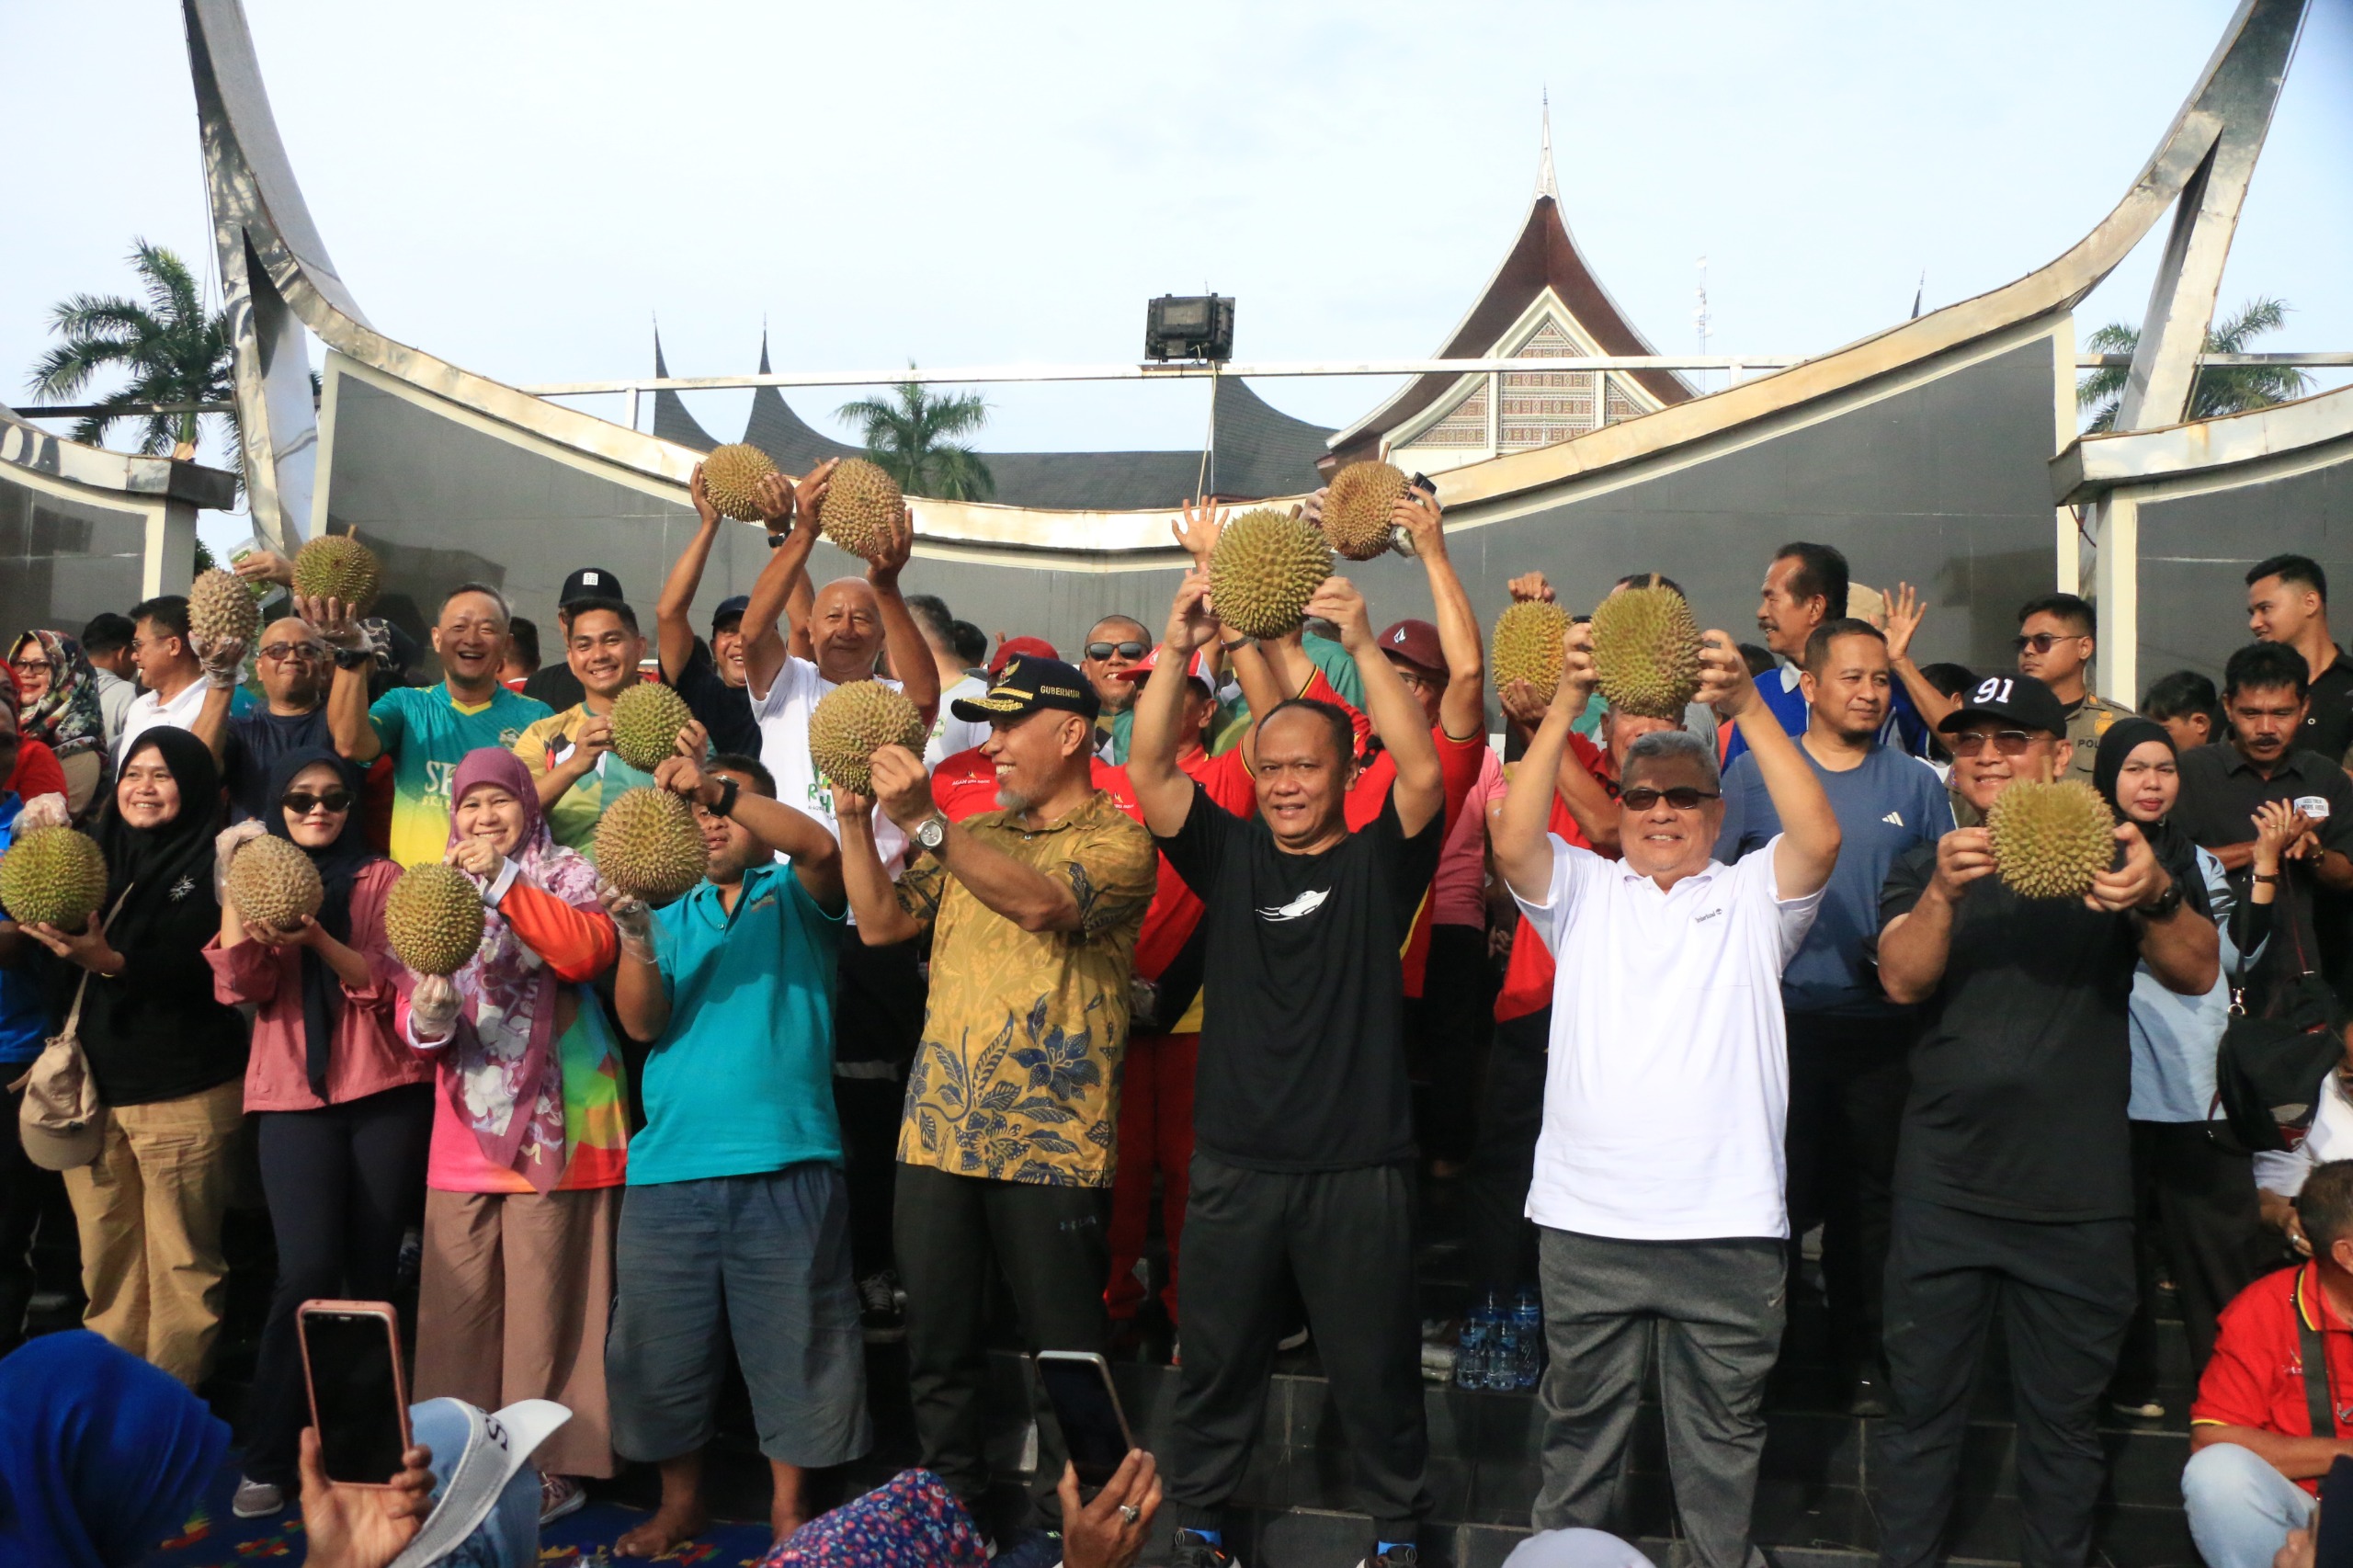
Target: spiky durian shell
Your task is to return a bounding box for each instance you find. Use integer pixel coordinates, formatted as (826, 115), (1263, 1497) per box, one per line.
(701, 443), (779, 522)
(290, 535), (383, 616)
(808, 681), (929, 797)
(595, 789), (709, 903)
(1987, 779), (2118, 901)
(814, 459), (905, 562)
(1322, 461), (1408, 561)
(1589, 585), (1703, 720)
(1207, 508), (1334, 642)
(0, 827), (109, 931)
(609, 682), (696, 773)
(382, 862), (486, 977)
(1490, 600), (1573, 706)
(224, 834), (324, 932)
(188, 569), (260, 650)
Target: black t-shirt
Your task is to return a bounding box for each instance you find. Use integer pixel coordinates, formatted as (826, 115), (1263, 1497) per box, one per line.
(522, 663), (585, 713)
(671, 640), (760, 761)
(1154, 784), (1443, 1172)
(53, 888), (248, 1107)
(2303, 651), (2353, 762)
(222, 706), (335, 824)
(1880, 843), (2143, 1222)
(2174, 743), (2353, 1004)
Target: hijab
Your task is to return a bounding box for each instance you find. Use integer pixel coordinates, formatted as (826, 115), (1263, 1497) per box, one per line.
(93, 728), (223, 953)
(439, 747), (604, 1193)
(2092, 717), (2211, 920)
(262, 747), (381, 1096)
(6, 631), (105, 762)
(0, 1330), (229, 1568)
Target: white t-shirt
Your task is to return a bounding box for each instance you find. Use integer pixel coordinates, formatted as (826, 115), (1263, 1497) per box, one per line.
(925, 675), (992, 767)
(114, 677), (212, 764)
(1514, 835), (1824, 1242)
(2255, 1072), (2353, 1199)
(92, 668), (137, 748)
(751, 654), (909, 870)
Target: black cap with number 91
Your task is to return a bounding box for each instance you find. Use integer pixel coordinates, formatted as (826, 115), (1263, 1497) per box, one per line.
(1935, 672), (2067, 738)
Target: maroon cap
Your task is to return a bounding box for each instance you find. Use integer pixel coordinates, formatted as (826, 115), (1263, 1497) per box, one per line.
(989, 635), (1060, 676)
(1375, 619), (1445, 675)
(1114, 642), (1214, 685)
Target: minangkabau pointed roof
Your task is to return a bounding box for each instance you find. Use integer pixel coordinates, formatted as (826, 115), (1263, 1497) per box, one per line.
(650, 330), (722, 453)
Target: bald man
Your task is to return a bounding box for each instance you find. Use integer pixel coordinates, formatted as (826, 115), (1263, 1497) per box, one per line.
(189, 613), (335, 824)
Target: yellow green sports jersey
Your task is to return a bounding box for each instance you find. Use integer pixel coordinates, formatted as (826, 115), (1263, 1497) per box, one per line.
(512, 704), (660, 858)
(369, 683), (554, 869)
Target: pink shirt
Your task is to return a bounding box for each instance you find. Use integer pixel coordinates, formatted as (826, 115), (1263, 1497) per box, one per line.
(1433, 744), (1504, 929)
(205, 859), (432, 1112)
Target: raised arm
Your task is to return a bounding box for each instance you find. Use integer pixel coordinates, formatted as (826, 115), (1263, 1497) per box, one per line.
(1131, 569), (1220, 836)
(1502, 674), (1620, 855)
(1881, 583), (1959, 731)
(832, 781), (926, 946)
(868, 744), (1087, 932)
(1494, 628), (1596, 901)
(188, 681), (236, 766)
(779, 461), (836, 669)
(1698, 631), (1838, 898)
(301, 594), (381, 762)
(1317, 576), (1442, 834)
(2087, 821), (2219, 995)
(653, 756), (845, 911)
(1878, 830), (1992, 1004)
(1394, 484), (1485, 741)
(865, 506), (939, 725)
(742, 470), (823, 700)
(656, 463), (726, 682)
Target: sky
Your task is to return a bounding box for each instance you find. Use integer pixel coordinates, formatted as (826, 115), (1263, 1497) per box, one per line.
(3, 1), (2347, 556)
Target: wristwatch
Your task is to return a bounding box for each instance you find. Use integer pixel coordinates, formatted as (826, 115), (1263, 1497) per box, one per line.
(707, 775), (740, 820)
(332, 645), (373, 671)
(912, 812), (949, 854)
(1218, 636), (1252, 653)
(2138, 880), (2186, 920)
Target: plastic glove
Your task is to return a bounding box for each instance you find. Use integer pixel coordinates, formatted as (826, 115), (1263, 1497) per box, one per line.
(408, 973), (460, 1041)
(598, 881), (655, 960)
(213, 820), (269, 902)
(16, 793), (69, 833)
(198, 634), (249, 689)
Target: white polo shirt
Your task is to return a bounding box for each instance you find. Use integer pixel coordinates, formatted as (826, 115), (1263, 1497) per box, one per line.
(114, 677), (211, 764)
(1514, 835), (1823, 1242)
(750, 654), (909, 871)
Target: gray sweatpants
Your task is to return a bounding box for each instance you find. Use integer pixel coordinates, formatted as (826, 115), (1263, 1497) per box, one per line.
(1535, 1227), (1786, 1568)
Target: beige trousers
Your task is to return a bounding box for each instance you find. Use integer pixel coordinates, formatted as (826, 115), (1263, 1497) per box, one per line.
(415, 1184), (620, 1479)
(62, 1078), (244, 1388)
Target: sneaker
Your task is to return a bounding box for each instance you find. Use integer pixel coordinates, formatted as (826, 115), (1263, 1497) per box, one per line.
(860, 1270), (906, 1344)
(1359, 1545), (1418, 1568)
(1847, 1369), (1890, 1418)
(1277, 1324), (1310, 1353)
(1420, 1341), (1459, 1382)
(1172, 1528), (1242, 1568)
(989, 1527), (1065, 1567)
(538, 1471), (585, 1526)
(2111, 1396), (2165, 1420)
(231, 1477), (285, 1518)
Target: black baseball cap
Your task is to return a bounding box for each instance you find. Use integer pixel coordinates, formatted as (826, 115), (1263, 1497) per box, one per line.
(559, 567), (624, 607)
(950, 654), (1101, 723)
(1936, 672), (2067, 738)
(712, 595), (750, 632)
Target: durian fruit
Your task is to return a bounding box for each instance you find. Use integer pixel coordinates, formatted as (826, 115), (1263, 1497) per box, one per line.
(1589, 585), (1703, 720)
(224, 834), (324, 932)
(290, 534), (383, 616)
(1491, 600), (1574, 705)
(595, 788), (708, 903)
(188, 568), (259, 651)
(0, 827), (109, 931)
(383, 862), (486, 977)
(1986, 779), (2118, 901)
(608, 682), (696, 773)
(813, 458), (906, 562)
(700, 443), (779, 522)
(1207, 508), (1334, 642)
(1322, 461), (1409, 561)
(808, 681), (929, 796)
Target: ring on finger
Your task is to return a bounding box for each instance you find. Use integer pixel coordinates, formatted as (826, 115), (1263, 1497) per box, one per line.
(1118, 1504), (1140, 1526)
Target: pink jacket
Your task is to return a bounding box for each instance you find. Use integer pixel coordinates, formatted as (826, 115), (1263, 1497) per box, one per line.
(205, 858), (432, 1112)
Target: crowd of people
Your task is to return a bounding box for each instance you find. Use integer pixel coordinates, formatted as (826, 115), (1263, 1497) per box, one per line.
(3, 452), (2352, 1568)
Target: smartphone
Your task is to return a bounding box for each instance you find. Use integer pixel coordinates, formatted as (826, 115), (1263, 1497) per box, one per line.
(300, 1300), (411, 1487)
(1035, 1350), (1136, 1488)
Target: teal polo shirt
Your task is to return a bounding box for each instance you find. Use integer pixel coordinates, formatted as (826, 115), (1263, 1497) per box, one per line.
(631, 861), (846, 1186)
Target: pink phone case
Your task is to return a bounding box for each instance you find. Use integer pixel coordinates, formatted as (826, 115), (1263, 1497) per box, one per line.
(297, 1298), (411, 1488)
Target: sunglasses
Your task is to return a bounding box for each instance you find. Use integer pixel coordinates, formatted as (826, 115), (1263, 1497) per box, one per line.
(1949, 730), (2039, 757)
(282, 789), (355, 815)
(1619, 786), (1721, 812)
(2012, 632), (2084, 653)
(258, 642), (325, 663)
(1086, 642), (1148, 662)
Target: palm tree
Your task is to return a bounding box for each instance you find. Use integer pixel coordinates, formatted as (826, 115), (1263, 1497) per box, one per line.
(836, 368), (995, 501)
(2076, 296), (2313, 432)
(27, 240), (235, 462)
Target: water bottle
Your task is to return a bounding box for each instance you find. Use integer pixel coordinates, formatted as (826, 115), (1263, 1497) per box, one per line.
(1453, 1312), (1487, 1390)
(1487, 1310), (1520, 1391)
(1511, 1289), (1544, 1390)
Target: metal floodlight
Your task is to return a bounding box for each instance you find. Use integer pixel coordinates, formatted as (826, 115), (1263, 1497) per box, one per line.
(1144, 294), (1234, 363)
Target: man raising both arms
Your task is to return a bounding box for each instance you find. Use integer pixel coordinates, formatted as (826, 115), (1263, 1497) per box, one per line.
(1131, 567), (1448, 1568)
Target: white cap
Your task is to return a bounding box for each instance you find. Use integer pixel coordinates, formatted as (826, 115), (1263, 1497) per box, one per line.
(387, 1398), (570, 1568)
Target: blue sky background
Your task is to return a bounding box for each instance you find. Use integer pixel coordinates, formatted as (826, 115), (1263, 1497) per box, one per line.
(4, 1), (2346, 554)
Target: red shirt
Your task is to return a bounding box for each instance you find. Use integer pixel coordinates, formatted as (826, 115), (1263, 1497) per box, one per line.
(2193, 1261), (2353, 1494)
(5, 737), (66, 801)
(1495, 732), (1612, 1025)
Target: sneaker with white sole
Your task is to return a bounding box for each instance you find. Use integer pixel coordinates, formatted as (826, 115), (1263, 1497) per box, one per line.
(231, 1476), (285, 1518)
(1277, 1324), (1309, 1353)
(538, 1471), (585, 1525)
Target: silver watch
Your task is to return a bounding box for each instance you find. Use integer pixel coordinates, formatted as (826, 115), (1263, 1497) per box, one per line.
(913, 812), (949, 853)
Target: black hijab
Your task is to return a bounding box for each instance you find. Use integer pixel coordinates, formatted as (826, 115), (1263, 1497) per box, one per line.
(93, 729), (224, 954)
(2092, 717), (2211, 920)
(260, 747), (379, 1096)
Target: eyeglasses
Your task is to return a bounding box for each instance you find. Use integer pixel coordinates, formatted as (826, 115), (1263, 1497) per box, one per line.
(1949, 730), (2039, 757)
(7, 657), (50, 675)
(258, 642), (326, 663)
(1619, 786), (1722, 812)
(2012, 632), (2086, 653)
(1085, 642), (1147, 662)
(281, 789), (355, 815)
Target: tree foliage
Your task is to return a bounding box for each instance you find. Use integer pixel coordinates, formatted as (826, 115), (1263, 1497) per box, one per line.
(837, 368), (995, 501)
(27, 240), (235, 460)
(2076, 296), (2313, 433)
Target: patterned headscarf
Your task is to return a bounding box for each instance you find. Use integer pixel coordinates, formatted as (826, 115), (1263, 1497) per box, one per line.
(439, 747), (605, 1192)
(6, 631), (105, 762)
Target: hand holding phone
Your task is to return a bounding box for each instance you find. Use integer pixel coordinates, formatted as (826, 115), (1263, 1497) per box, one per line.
(300, 1300), (412, 1488)
(1035, 1350), (1136, 1489)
